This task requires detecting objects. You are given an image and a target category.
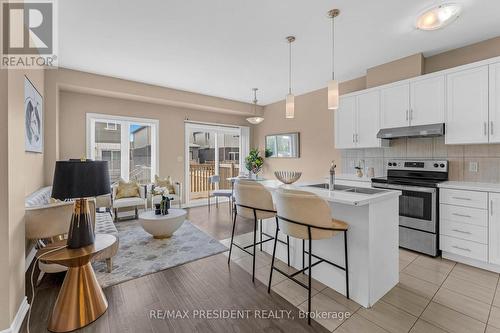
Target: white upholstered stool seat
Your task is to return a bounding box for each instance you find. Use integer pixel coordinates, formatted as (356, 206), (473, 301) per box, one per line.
(269, 188), (350, 325)
(228, 179), (290, 282)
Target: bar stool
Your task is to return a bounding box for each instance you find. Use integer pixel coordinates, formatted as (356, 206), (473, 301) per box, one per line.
(228, 180), (290, 282)
(269, 188), (349, 325)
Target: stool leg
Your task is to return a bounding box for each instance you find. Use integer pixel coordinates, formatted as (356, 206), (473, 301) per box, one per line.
(307, 230), (312, 325)
(252, 209), (258, 283)
(228, 207), (237, 265)
(302, 239), (305, 274)
(259, 219), (263, 251)
(344, 230), (349, 299)
(268, 220), (279, 293)
(286, 235), (290, 267)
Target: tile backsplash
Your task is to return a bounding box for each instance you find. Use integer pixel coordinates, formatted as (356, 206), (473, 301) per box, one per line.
(340, 137), (500, 183)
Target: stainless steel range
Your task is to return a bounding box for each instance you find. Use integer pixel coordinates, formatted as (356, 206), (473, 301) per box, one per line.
(371, 160), (449, 256)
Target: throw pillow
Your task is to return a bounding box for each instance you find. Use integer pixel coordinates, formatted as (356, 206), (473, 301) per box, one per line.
(115, 179), (141, 199)
(155, 175), (175, 194)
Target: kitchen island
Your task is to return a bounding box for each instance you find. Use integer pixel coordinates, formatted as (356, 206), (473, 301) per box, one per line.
(257, 180), (401, 308)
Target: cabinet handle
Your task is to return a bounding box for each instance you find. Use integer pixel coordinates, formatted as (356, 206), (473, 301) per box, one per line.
(406, 110), (409, 121)
(484, 122), (488, 136)
(356, 134), (359, 143)
(410, 109), (413, 121)
(452, 213), (471, 218)
(352, 134), (355, 143)
(452, 245), (471, 252)
(452, 229), (472, 235)
(452, 196), (472, 201)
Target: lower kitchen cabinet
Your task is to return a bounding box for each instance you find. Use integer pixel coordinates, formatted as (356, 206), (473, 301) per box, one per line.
(489, 192), (500, 265)
(439, 187), (500, 272)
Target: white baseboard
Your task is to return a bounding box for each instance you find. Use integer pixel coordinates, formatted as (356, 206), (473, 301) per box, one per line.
(442, 251), (500, 273)
(25, 247), (37, 273)
(0, 296), (29, 333)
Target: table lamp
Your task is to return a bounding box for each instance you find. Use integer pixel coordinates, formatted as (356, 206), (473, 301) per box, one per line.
(51, 159), (110, 249)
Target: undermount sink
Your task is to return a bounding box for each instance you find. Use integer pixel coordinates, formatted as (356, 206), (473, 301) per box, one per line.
(343, 187), (386, 194)
(303, 183), (386, 195)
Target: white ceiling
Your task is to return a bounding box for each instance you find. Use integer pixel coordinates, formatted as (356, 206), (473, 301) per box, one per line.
(59, 0), (500, 105)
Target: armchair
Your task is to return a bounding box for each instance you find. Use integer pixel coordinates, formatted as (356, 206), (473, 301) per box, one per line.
(151, 180), (182, 209)
(111, 183), (147, 221)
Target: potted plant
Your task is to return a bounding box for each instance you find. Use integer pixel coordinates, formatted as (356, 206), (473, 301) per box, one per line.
(245, 149), (264, 179)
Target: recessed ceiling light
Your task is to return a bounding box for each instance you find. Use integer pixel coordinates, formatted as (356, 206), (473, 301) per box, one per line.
(416, 3), (462, 30)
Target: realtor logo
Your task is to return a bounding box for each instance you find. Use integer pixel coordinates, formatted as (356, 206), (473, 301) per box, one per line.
(1, 0), (58, 68)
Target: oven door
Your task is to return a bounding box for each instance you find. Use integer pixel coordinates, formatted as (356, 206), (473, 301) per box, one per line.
(372, 183), (437, 233)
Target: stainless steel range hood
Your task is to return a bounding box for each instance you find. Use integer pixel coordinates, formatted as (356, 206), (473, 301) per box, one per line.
(377, 123), (445, 139)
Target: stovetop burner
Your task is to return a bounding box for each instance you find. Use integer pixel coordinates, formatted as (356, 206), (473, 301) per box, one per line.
(373, 159), (449, 188)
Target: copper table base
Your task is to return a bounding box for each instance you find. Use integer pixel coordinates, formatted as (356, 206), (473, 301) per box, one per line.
(39, 234), (117, 333)
(48, 263), (108, 332)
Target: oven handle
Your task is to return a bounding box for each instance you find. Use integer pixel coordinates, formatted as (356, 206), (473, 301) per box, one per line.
(372, 183), (437, 193)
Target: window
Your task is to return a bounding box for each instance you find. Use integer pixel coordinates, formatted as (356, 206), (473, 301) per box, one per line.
(87, 114), (158, 184)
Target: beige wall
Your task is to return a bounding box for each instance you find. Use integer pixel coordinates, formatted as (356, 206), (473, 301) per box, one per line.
(425, 36), (500, 74)
(254, 35), (500, 182)
(0, 68), (44, 330)
(44, 68), (258, 185)
(254, 88), (341, 181)
(0, 69), (9, 329)
(58, 91), (250, 187)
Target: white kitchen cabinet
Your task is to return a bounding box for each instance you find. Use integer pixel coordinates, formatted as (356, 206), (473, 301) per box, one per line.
(380, 83), (409, 129)
(335, 96), (356, 149)
(335, 91), (386, 149)
(489, 62), (500, 143)
(356, 90), (381, 148)
(489, 193), (500, 265)
(445, 66), (489, 144)
(410, 75), (445, 126)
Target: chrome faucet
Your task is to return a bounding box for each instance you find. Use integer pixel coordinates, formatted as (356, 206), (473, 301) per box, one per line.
(329, 160), (336, 191)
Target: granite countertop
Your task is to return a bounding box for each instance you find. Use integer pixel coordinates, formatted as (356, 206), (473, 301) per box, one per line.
(438, 181), (500, 193)
(257, 180), (401, 207)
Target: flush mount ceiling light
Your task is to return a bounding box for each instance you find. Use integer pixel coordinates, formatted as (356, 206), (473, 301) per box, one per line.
(416, 3), (462, 30)
(327, 9), (340, 110)
(285, 36), (296, 119)
(246, 88), (264, 125)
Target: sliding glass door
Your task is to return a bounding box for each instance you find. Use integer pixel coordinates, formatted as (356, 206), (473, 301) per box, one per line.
(87, 114), (158, 184)
(185, 122), (249, 204)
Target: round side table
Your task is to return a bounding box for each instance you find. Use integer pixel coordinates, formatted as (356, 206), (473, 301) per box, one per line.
(38, 234), (117, 332)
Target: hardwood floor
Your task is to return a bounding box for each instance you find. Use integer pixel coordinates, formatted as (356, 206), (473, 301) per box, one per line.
(22, 204), (327, 333)
(188, 202), (254, 240)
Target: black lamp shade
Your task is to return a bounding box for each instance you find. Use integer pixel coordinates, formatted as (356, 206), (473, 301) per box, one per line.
(52, 160), (110, 200)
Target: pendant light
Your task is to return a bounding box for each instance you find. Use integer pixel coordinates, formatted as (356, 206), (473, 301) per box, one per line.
(328, 9), (340, 110)
(246, 88), (264, 125)
(285, 36), (296, 119)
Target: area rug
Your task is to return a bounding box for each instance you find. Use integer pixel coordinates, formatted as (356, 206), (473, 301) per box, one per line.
(92, 220), (228, 288)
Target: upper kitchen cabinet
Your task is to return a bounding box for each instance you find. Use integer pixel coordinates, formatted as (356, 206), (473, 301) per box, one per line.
(410, 75), (445, 126)
(380, 75), (446, 129)
(490, 62), (500, 143)
(335, 91), (387, 149)
(446, 65), (489, 144)
(380, 83), (409, 129)
(356, 90), (382, 148)
(335, 95), (356, 149)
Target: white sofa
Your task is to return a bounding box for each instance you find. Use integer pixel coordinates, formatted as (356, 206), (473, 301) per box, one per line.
(25, 186), (119, 273)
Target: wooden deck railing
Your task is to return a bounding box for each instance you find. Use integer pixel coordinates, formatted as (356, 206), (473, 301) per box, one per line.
(189, 162), (239, 200)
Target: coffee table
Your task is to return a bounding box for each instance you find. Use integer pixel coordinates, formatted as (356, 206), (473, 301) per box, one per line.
(38, 234), (117, 332)
(139, 209), (187, 239)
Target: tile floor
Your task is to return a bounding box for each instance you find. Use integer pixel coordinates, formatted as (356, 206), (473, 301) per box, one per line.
(221, 234), (500, 333)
